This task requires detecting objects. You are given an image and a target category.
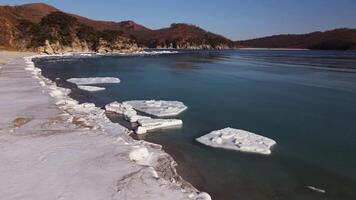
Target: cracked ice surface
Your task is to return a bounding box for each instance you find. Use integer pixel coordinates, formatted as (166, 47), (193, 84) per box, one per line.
(196, 128), (276, 155)
(123, 100), (187, 117)
(67, 77), (120, 85)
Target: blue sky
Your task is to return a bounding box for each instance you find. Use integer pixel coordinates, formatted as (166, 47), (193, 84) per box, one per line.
(1, 0), (356, 40)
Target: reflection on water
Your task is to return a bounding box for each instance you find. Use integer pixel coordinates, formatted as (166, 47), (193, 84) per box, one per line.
(36, 50), (356, 200)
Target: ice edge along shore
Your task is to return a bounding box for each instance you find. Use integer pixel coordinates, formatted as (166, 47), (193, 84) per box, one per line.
(0, 52), (211, 200)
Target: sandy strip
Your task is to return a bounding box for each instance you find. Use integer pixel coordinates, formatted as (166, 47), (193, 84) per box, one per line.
(0, 52), (209, 200)
(0, 51), (34, 66)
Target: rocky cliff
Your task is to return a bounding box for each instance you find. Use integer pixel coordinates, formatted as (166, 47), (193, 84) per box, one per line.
(0, 5), (141, 54)
(0, 3), (234, 53)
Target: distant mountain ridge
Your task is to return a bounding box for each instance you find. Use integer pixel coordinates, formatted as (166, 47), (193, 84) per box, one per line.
(1, 3), (355, 53)
(236, 28), (356, 50)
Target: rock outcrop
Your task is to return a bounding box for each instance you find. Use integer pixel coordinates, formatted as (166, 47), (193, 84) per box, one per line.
(0, 7), (142, 54)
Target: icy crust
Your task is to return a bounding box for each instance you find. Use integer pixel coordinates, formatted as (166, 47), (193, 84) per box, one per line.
(123, 100), (188, 117)
(196, 127), (276, 155)
(67, 77), (120, 85)
(23, 55), (209, 200)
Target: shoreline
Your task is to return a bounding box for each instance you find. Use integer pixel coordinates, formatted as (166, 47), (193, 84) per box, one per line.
(238, 47), (310, 51)
(0, 51), (210, 200)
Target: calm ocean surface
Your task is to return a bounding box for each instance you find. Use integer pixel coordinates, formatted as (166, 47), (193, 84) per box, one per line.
(36, 50), (356, 200)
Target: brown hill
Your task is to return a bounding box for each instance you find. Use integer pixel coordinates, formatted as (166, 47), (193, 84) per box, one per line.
(0, 3), (234, 52)
(136, 23), (233, 49)
(0, 3), (144, 52)
(237, 28), (356, 50)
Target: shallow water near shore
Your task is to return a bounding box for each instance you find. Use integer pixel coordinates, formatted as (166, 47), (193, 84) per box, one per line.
(35, 50), (356, 200)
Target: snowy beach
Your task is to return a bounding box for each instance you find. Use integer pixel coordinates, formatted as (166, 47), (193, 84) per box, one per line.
(0, 52), (210, 200)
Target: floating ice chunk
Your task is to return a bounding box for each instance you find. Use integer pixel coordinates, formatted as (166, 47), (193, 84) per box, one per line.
(129, 147), (149, 162)
(78, 85), (106, 92)
(67, 77), (120, 85)
(123, 100), (187, 117)
(105, 102), (137, 118)
(196, 128), (276, 155)
(135, 117), (182, 134)
(307, 186), (326, 193)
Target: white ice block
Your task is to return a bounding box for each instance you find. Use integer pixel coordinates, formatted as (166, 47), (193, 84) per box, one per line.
(78, 85), (106, 92)
(196, 128), (276, 155)
(67, 77), (120, 85)
(135, 117), (182, 134)
(123, 100), (187, 117)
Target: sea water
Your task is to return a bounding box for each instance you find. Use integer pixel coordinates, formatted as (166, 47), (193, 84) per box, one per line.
(35, 50), (356, 200)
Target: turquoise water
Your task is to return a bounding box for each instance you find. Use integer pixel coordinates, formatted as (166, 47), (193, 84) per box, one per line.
(36, 50), (356, 200)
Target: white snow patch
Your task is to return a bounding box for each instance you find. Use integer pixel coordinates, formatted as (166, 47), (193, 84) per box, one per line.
(129, 147), (149, 162)
(196, 127), (276, 155)
(67, 77), (120, 85)
(78, 85), (106, 92)
(123, 100), (187, 117)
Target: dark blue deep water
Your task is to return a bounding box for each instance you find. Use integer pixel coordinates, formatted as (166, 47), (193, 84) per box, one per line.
(36, 50), (356, 200)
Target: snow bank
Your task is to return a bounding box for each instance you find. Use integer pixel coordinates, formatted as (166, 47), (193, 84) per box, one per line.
(78, 85), (106, 92)
(123, 100), (187, 117)
(196, 127), (276, 155)
(67, 77), (120, 85)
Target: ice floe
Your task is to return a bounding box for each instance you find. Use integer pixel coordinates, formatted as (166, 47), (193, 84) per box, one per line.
(105, 101), (184, 134)
(67, 77), (120, 85)
(77, 85), (106, 92)
(105, 101), (137, 119)
(135, 117), (183, 134)
(196, 127), (276, 155)
(123, 100), (187, 117)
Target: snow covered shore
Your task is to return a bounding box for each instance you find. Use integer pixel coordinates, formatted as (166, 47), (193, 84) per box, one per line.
(0, 53), (210, 200)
